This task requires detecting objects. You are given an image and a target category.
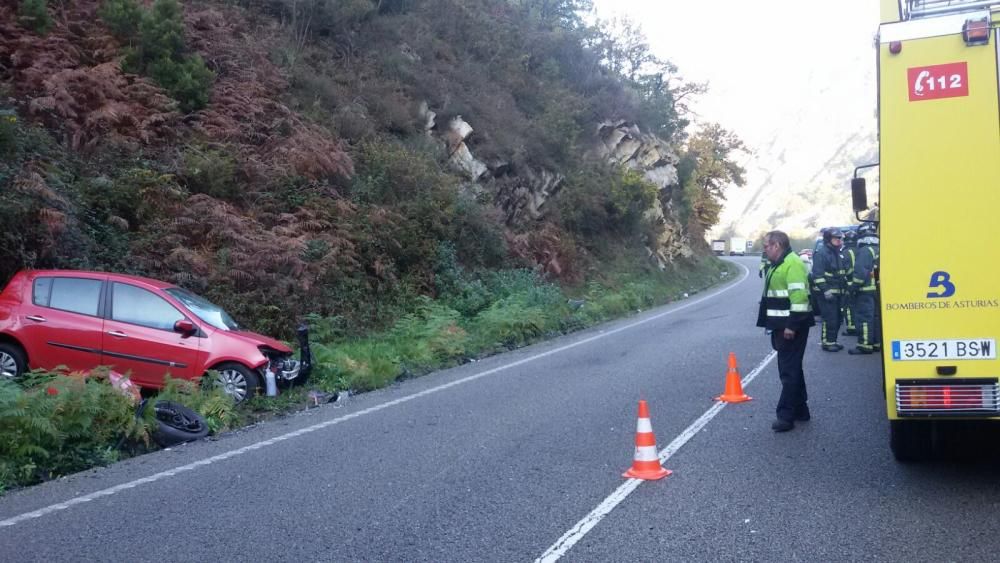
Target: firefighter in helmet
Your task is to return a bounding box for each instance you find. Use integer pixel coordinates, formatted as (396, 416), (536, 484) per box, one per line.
(848, 222), (881, 354)
(841, 229), (859, 337)
(811, 227), (848, 351)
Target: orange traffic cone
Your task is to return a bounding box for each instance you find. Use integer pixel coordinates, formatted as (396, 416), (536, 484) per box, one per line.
(716, 352), (751, 403)
(622, 400), (672, 480)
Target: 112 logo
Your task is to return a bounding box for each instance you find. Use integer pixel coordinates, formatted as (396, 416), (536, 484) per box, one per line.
(908, 62), (969, 101)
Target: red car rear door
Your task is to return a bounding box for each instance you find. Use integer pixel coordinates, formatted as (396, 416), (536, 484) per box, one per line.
(19, 275), (106, 372)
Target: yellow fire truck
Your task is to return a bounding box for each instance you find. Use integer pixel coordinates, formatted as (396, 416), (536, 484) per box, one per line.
(852, 0), (1000, 461)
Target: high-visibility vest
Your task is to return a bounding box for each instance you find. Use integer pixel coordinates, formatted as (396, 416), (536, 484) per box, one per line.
(757, 250), (815, 331)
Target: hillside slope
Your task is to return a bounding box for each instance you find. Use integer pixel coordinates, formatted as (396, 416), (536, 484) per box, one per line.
(1, 0), (741, 336)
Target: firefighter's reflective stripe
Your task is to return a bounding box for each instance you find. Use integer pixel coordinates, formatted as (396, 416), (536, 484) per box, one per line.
(790, 303), (810, 312)
(767, 309), (791, 317)
(767, 289), (789, 297)
(788, 282), (806, 290)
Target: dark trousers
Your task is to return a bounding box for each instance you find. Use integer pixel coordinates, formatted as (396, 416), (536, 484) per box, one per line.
(854, 292), (881, 350)
(818, 296), (841, 345)
(842, 293), (855, 332)
(772, 327), (810, 422)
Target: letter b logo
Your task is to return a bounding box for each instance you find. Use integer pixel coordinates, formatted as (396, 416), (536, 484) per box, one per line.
(927, 271), (955, 298)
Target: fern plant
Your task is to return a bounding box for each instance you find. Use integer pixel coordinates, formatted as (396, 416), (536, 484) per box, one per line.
(0, 371), (148, 491)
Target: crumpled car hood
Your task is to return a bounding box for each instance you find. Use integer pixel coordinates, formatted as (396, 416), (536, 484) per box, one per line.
(224, 330), (293, 353)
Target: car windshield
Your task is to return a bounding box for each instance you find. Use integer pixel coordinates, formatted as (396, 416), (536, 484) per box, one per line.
(165, 288), (240, 331)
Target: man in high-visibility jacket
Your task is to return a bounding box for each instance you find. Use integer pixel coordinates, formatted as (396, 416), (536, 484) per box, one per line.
(811, 227), (848, 351)
(757, 230), (815, 432)
(848, 224), (880, 355)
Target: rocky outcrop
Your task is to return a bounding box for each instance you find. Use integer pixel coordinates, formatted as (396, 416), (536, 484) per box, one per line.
(493, 167), (564, 223)
(417, 106), (694, 268)
(419, 102), (564, 224)
(595, 120), (679, 188)
(594, 120), (691, 268)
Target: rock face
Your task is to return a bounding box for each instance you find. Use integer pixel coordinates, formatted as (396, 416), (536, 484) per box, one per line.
(419, 105), (693, 268)
(593, 120), (692, 268)
(420, 102), (565, 224)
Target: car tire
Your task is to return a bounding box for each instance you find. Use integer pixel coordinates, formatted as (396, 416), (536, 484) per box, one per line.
(212, 362), (260, 403)
(151, 400), (209, 447)
(0, 342), (27, 380)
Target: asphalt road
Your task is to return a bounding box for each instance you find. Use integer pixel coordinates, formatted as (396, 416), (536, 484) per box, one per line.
(2, 256), (1000, 562)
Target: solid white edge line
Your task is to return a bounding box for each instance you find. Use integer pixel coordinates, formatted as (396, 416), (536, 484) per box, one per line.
(534, 350), (778, 563)
(0, 262), (751, 530)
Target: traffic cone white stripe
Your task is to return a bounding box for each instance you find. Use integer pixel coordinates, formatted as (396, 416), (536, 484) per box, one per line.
(636, 418), (653, 433)
(633, 445), (658, 461)
(623, 399), (672, 480)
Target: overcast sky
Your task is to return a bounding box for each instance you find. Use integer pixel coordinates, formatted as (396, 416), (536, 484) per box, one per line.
(590, 0), (880, 145)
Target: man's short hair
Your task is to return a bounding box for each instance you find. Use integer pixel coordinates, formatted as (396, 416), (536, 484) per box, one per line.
(764, 230), (790, 251)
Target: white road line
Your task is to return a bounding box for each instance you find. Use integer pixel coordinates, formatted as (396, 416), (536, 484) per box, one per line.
(0, 264), (750, 530)
(535, 350), (778, 563)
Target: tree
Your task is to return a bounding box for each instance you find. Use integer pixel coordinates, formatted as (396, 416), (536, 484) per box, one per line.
(677, 123), (746, 237)
(588, 15), (704, 141)
(516, 0), (592, 30)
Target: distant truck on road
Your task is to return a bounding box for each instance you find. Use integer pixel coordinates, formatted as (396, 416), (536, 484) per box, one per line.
(729, 237), (748, 256)
(711, 240), (726, 255)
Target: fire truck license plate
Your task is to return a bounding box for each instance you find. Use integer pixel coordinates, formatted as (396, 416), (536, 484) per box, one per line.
(891, 339), (996, 361)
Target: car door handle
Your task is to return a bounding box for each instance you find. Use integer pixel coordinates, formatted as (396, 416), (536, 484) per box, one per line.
(107, 331), (127, 338)
(25, 315), (46, 322)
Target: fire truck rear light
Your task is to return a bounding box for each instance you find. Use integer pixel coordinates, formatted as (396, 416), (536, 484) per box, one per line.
(896, 380), (1000, 416)
(889, 41), (902, 54)
(962, 18), (990, 45)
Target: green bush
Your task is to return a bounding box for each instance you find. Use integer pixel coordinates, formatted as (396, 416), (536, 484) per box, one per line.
(181, 145), (238, 199)
(153, 376), (239, 434)
(148, 54), (214, 113)
(310, 340), (401, 392)
(112, 0), (214, 113)
(0, 372), (148, 492)
(137, 0), (186, 63)
(387, 297), (468, 369)
(18, 0), (51, 35)
(557, 163), (660, 241)
(470, 299), (555, 350)
(99, 0), (143, 41)
(609, 168), (659, 231)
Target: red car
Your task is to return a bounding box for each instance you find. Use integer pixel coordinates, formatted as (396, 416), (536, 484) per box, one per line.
(0, 270), (310, 402)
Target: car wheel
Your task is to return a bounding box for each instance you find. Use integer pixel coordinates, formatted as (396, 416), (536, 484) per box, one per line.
(0, 342), (26, 380)
(212, 362), (260, 403)
(151, 400), (210, 447)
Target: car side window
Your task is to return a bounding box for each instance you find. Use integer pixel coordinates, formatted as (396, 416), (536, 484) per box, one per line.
(32, 278), (52, 306)
(111, 283), (184, 331)
(36, 277), (103, 316)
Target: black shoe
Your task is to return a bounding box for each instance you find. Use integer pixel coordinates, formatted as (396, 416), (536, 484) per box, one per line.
(772, 419), (794, 432)
(848, 347), (873, 355)
(821, 344), (843, 352)
(794, 410), (811, 422)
